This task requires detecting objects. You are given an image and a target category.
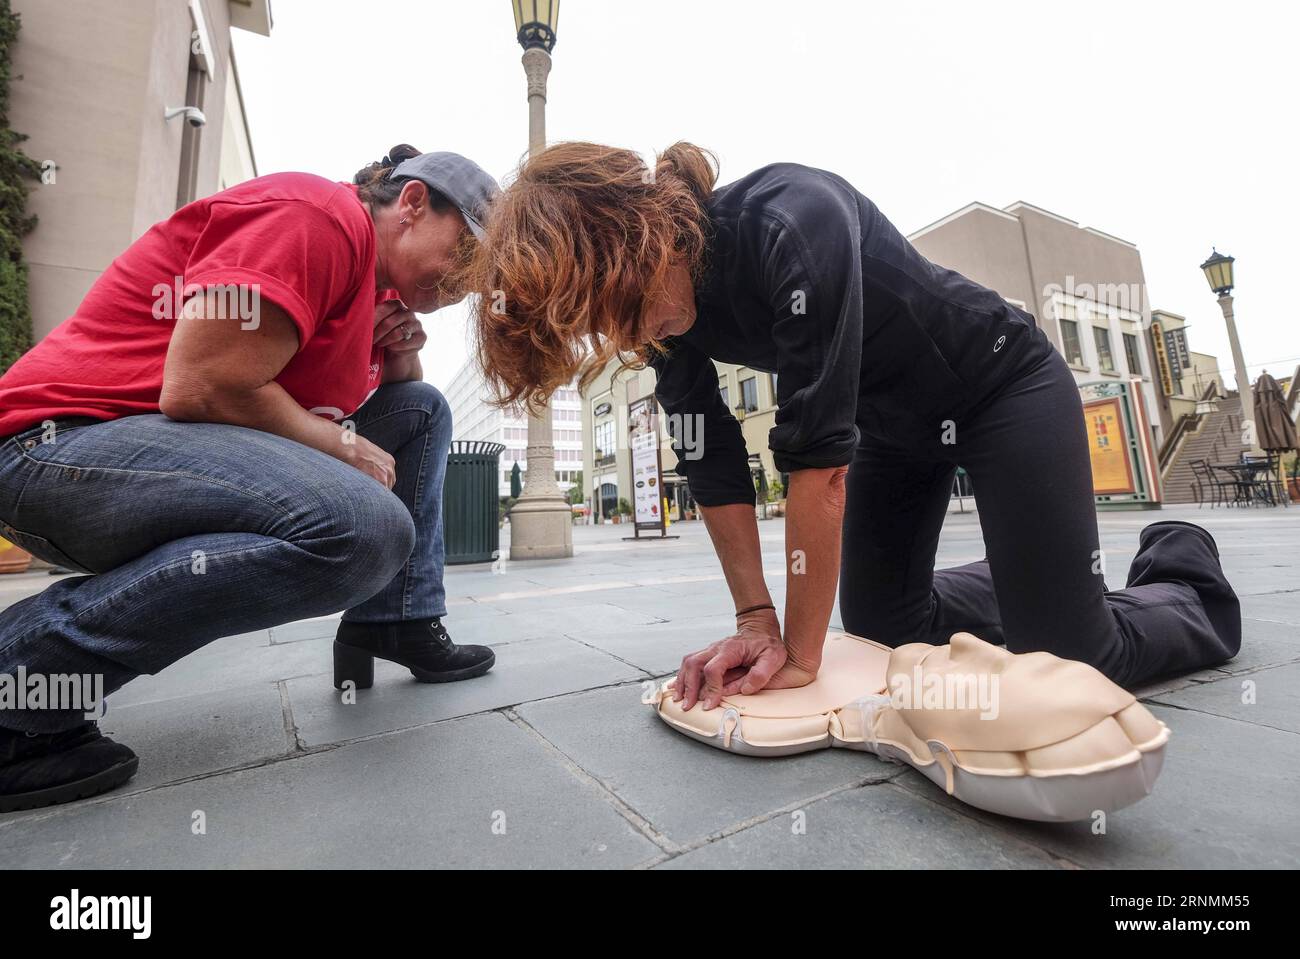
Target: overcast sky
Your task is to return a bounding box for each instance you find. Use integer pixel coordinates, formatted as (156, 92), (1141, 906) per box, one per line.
(233, 0), (1298, 392)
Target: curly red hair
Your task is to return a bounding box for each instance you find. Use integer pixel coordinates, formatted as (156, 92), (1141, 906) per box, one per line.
(464, 141), (717, 412)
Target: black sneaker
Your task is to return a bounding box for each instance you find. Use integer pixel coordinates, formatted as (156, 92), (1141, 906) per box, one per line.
(0, 722), (139, 813)
(333, 617), (495, 689)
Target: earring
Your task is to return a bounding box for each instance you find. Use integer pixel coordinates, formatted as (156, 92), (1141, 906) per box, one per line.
(399, 217), (408, 225)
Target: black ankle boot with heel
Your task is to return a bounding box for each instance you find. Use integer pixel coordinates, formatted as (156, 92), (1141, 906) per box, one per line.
(333, 617), (495, 690)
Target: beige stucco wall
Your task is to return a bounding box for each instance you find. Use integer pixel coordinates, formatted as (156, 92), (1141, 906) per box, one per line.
(909, 206), (1038, 328)
(11, 0), (240, 340)
(911, 201), (1164, 446)
(219, 52), (257, 190)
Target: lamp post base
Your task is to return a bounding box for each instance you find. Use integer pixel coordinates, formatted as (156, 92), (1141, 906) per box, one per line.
(508, 497), (574, 560)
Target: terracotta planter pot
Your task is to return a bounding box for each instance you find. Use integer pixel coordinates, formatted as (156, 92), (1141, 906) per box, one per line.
(0, 538), (34, 574)
(1289, 477), (1300, 503)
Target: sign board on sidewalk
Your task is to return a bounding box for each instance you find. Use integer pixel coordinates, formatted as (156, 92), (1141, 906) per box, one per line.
(628, 394), (666, 534)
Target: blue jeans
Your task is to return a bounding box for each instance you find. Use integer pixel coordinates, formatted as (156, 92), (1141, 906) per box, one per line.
(0, 381), (452, 733)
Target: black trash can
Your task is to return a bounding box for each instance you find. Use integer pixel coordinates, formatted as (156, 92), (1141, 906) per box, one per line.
(443, 440), (506, 565)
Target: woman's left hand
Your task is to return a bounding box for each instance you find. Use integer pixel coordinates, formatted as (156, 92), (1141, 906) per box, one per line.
(374, 300), (427, 353)
(671, 608), (818, 711)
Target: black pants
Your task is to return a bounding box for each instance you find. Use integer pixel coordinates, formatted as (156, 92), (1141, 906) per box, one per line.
(839, 348), (1241, 689)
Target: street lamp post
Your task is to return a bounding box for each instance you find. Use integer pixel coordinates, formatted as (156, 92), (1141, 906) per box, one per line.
(1200, 249), (1262, 455)
(508, 1), (573, 559)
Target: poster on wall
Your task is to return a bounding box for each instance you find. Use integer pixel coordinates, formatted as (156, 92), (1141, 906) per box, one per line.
(1084, 396), (1137, 495)
(628, 395), (665, 533)
(1078, 380), (1161, 507)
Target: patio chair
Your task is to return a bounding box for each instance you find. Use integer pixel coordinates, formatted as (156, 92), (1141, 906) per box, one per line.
(1241, 452), (1286, 507)
(1190, 459), (1230, 508)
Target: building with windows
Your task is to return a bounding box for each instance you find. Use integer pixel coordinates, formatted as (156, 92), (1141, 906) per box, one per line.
(908, 200), (1176, 449)
(580, 357), (780, 523)
(11, 0), (270, 343)
(580, 200), (1215, 516)
(1148, 309), (1223, 427)
(443, 358), (584, 498)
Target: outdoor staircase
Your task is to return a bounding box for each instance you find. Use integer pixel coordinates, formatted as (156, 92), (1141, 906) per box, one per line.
(1161, 394), (1249, 505)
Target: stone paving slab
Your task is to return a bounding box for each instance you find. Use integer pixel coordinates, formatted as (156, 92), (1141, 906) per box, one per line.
(268, 617), (339, 645)
(565, 614), (745, 676)
(1, 504), (1297, 869)
(1150, 662), (1300, 735)
(1212, 617), (1300, 675)
(889, 704), (1300, 869)
(462, 601), (666, 638)
(104, 633), (330, 709)
(0, 713), (659, 869)
(516, 684), (901, 846)
(589, 584), (749, 621)
(1239, 592), (1300, 625)
(285, 636), (646, 747)
(442, 598), (513, 621)
(0, 683), (291, 828)
(100, 683), (291, 792)
(656, 780), (1064, 870)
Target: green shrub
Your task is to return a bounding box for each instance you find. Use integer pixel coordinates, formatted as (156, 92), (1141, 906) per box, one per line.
(0, 0), (41, 376)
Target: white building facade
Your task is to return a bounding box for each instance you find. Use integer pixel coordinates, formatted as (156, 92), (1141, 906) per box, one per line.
(443, 359), (584, 498)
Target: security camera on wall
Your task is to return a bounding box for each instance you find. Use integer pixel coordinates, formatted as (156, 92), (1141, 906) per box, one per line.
(163, 105), (207, 128)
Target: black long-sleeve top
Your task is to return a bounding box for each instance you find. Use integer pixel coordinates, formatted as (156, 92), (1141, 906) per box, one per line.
(650, 163), (1051, 506)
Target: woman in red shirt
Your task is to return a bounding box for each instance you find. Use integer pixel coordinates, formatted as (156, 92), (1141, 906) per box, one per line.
(0, 145), (496, 811)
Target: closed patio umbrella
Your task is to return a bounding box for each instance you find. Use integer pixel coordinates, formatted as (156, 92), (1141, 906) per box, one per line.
(1253, 372), (1297, 452)
(510, 461), (523, 499)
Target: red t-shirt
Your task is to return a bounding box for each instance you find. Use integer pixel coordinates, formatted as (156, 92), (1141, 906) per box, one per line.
(0, 172), (386, 436)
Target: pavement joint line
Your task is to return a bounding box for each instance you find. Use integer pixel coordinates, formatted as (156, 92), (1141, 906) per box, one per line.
(561, 633), (656, 678)
(881, 778), (1084, 870)
(0, 677), (660, 831)
(0, 745), (317, 830)
(506, 703), (923, 866)
(501, 706), (683, 856)
(105, 671), (332, 713)
(1146, 696), (1300, 736)
(277, 680), (304, 753)
(647, 772), (916, 868)
(1212, 653), (1300, 677)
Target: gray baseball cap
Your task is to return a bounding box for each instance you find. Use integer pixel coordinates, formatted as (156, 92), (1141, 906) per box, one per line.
(389, 151), (499, 239)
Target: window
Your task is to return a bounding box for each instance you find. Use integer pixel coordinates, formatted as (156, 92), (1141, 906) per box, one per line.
(593, 420), (615, 459)
(1123, 332), (1142, 376)
(718, 381), (729, 409)
(1059, 319), (1084, 367)
(1093, 326), (1116, 373)
(740, 377), (758, 412)
(1055, 302), (1086, 367)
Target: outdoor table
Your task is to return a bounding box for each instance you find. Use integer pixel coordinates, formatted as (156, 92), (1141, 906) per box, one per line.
(1212, 461), (1276, 506)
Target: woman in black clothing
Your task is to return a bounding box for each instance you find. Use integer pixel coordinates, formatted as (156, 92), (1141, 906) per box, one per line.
(469, 141), (1241, 710)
